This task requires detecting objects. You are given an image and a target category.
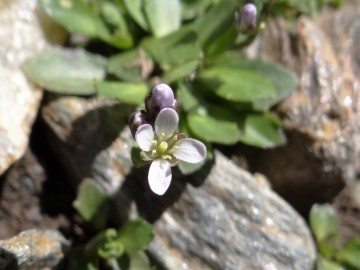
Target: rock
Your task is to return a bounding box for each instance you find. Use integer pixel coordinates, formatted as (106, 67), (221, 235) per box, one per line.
(42, 97), (316, 270)
(333, 181), (360, 243)
(0, 229), (69, 270)
(42, 97), (134, 193)
(0, 148), (74, 240)
(0, 0), (66, 175)
(139, 152), (316, 270)
(240, 1), (360, 214)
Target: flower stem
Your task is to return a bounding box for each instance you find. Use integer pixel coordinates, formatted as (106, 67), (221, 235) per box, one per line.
(108, 258), (121, 270)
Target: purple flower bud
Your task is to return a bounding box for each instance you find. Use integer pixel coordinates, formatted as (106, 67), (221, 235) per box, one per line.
(152, 83), (175, 109)
(129, 111), (148, 138)
(236, 3), (257, 32)
(145, 83), (178, 121)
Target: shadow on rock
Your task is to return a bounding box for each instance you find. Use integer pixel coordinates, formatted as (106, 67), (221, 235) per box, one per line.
(0, 248), (18, 270)
(117, 158), (214, 223)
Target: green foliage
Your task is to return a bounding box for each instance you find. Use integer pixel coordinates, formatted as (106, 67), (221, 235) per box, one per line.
(24, 0), (337, 153)
(310, 204), (360, 270)
(96, 81), (148, 104)
(73, 179), (109, 230)
(23, 48), (107, 95)
(68, 221), (154, 270)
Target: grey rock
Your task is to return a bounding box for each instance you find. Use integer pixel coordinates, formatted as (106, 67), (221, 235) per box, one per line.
(144, 152), (316, 270)
(42, 97), (134, 193)
(0, 0), (66, 175)
(0, 229), (69, 270)
(42, 97), (316, 270)
(241, 1), (360, 213)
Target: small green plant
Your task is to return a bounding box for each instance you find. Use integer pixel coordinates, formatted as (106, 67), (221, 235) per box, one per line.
(69, 180), (155, 270)
(309, 203), (360, 270)
(23, 0), (306, 150)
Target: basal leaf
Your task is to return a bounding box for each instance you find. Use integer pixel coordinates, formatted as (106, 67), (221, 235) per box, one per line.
(39, 0), (109, 38)
(144, 0), (181, 37)
(177, 82), (201, 112)
(108, 49), (153, 82)
(187, 112), (240, 144)
(96, 81), (148, 104)
(73, 179), (109, 229)
(337, 237), (360, 269)
(163, 60), (199, 83)
(239, 113), (286, 148)
(198, 67), (275, 103)
(317, 256), (345, 270)
(309, 204), (338, 244)
(100, 1), (134, 49)
(192, 0), (238, 48)
(212, 52), (298, 110)
(141, 28), (200, 69)
(23, 48), (107, 95)
(117, 220), (154, 254)
(128, 251), (153, 270)
(181, 0), (213, 20)
(123, 0), (149, 30)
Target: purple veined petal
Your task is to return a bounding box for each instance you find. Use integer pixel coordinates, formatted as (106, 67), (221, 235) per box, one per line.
(135, 124), (154, 151)
(148, 159), (172, 195)
(155, 108), (179, 140)
(173, 138), (207, 164)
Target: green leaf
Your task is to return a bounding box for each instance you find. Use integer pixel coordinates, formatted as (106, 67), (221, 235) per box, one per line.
(163, 60), (199, 84)
(337, 237), (360, 269)
(317, 256), (345, 270)
(239, 114), (286, 148)
(98, 229), (124, 260)
(96, 81), (148, 104)
(212, 53), (298, 110)
(117, 220), (154, 254)
(73, 179), (109, 229)
(108, 49), (153, 82)
(99, 1), (134, 49)
(198, 67), (276, 103)
(123, 0), (149, 30)
(128, 251), (153, 270)
(187, 112), (241, 144)
(205, 24), (238, 58)
(141, 28), (200, 69)
(181, 0), (213, 20)
(39, 0), (109, 38)
(177, 82), (201, 112)
(309, 204), (338, 244)
(144, 0), (181, 37)
(23, 48), (107, 95)
(192, 0), (239, 48)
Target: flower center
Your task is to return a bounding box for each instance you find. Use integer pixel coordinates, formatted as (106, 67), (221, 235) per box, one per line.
(159, 141), (168, 154)
(140, 133), (183, 162)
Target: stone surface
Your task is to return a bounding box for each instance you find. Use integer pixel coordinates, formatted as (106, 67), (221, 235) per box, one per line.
(0, 0), (66, 175)
(142, 152), (316, 270)
(241, 1), (360, 214)
(42, 97), (316, 270)
(42, 97), (134, 193)
(0, 229), (69, 270)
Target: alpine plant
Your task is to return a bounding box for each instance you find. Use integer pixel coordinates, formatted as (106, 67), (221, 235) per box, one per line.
(129, 84), (206, 195)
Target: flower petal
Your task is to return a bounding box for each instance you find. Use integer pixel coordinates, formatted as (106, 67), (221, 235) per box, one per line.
(135, 124), (154, 151)
(155, 108), (178, 140)
(174, 138), (207, 164)
(148, 159), (172, 195)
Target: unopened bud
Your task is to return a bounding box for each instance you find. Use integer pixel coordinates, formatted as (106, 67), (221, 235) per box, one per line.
(145, 83), (178, 121)
(129, 111), (148, 138)
(152, 83), (175, 109)
(235, 3), (257, 32)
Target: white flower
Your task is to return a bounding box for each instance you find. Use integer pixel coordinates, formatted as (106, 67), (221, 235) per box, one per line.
(135, 108), (207, 195)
